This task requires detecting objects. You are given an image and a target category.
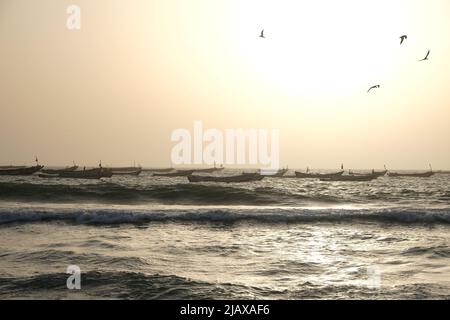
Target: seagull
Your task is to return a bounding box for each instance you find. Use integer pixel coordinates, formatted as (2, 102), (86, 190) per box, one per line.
(368, 85), (380, 93)
(259, 29), (265, 38)
(400, 35), (407, 45)
(419, 50), (430, 61)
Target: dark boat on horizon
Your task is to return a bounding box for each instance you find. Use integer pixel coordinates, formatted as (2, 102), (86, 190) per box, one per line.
(41, 165), (79, 175)
(351, 170), (387, 178)
(0, 165), (27, 169)
(388, 171), (435, 178)
(260, 168), (289, 177)
(58, 168), (113, 179)
(153, 170), (195, 177)
(295, 170), (344, 179)
(388, 164), (435, 178)
(188, 172), (265, 183)
(190, 166), (225, 173)
(0, 165), (43, 176)
(370, 170), (388, 178)
(111, 168), (142, 176)
(321, 174), (378, 182)
(143, 168), (174, 173)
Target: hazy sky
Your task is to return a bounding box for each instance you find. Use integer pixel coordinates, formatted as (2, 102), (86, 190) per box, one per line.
(1, 0), (449, 169)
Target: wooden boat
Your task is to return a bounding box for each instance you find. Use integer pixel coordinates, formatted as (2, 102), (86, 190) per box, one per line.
(388, 171), (435, 178)
(371, 170), (387, 178)
(295, 170), (344, 179)
(41, 166), (78, 174)
(0, 165), (43, 176)
(351, 170), (387, 178)
(142, 168), (174, 173)
(191, 167), (225, 173)
(38, 173), (60, 179)
(188, 172), (265, 183)
(0, 165), (26, 169)
(110, 166), (141, 171)
(111, 168), (142, 176)
(321, 174), (378, 182)
(260, 168), (289, 177)
(59, 168), (113, 179)
(437, 171), (450, 175)
(153, 170), (195, 177)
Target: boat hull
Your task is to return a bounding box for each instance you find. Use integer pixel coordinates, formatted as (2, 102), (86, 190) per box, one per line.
(295, 171), (344, 179)
(188, 173), (265, 183)
(260, 168), (289, 177)
(0, 165), (43, 176)
(191, 167), (225, 173)
(143, 168), (174, 173)
(388, 171), (434, 178)
(58, 168), (113, 179)
(153, 170), (195, 177)
(321, 174), (378, 182)
(112, 168), (142, 176)
(41, 166), (78, 174)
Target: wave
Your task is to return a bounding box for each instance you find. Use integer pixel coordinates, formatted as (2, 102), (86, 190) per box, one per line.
(1, 270), (449, 299)
(0, 181), (341, 206)
(0, 270), (289, 300)
(1, 206), (450, 226)
(402, 245), (450, 258)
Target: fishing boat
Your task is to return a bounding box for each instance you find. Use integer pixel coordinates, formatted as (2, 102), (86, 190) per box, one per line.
(38, 173), (60, 179)
(0, 165), (43, 176)
(188, 172), (264, 183)
(0, 165), (26, 169)
(59, 168), (113, 179)
(351, 170), (387, 178)
(191, 166), (225, 173)
(321, 174), (378, 182)
(260, 168), (289, 177)
(153, 170), (195, 177)
(388, 164), (435, 178)
(111, 168), (142, 176)
(370, 170), (387, 178)
(41, 165), (79, 174)
(388, 171), (435, 178)
(295, 170), (344, 179)
(142, 168), (174, 173)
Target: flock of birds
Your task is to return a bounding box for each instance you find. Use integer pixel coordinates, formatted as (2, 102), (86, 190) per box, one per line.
(258, 30), (431, 94)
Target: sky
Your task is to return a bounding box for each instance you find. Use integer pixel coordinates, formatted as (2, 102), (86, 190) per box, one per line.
(0, 0), (449, 169)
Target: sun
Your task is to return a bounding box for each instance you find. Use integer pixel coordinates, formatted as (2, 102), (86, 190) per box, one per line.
(228, 0), (407, 98)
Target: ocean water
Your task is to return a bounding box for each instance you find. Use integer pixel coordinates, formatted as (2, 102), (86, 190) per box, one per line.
(0, 170), (449, 299)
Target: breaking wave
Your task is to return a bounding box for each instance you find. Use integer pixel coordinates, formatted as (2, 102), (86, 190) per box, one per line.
(0, 207), (449, 226)
(0, 181), (341, 206)
(1, 270), (448, 300)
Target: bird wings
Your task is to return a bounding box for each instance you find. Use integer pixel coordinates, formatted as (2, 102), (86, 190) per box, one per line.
(368, 85), (379, 93)
(400, 35), (407, 44)
(419, 50), (430, 61)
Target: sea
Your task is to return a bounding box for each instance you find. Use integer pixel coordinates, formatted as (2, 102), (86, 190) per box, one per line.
(0, 169), (449, 299)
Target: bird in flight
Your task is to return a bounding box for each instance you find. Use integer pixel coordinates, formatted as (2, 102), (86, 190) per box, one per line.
(368, 85), (380, 93)
(400, 35), (407, 45)
(259, 29), (265, 38)
(419, 50), (430, 62)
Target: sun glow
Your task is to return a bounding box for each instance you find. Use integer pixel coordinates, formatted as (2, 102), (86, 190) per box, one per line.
(228, 0), (408, 98)
(1, 0), (450, 169)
